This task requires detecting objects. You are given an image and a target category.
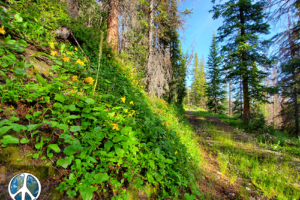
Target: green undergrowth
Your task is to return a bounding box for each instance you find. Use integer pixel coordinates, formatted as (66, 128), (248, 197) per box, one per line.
(192, 109), (300, 200)
(0, 1), (203, 199)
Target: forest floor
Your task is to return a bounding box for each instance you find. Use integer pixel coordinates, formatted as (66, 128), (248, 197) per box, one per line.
(185, 110), (300, 200)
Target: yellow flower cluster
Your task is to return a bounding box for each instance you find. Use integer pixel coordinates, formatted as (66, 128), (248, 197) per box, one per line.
(50, 51), (57, 56)
(124, 109), (128, 113)
(71, 90), (76, 94)
(84, 77), (94, 85)
(156, 110), (162, 114)
(111, 123), (119, 131)
(130, 101), (134, 105)
(84, 57), (88, 62)
(72, 76), (78, 82)
(76, 59), (85, 66)
(175, 151), (178, 155)
(75, 47), (78, 51)
(48, 41), (55, 49)
(63, 56), (70, 62)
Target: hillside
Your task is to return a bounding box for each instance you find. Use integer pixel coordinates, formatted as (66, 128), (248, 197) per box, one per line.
(0, 1), (202, 199)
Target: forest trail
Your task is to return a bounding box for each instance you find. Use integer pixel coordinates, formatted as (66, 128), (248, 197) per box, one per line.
(184, 111), (300, 200)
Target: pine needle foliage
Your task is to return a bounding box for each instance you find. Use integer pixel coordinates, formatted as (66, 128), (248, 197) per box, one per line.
(206, 32), (226, 114)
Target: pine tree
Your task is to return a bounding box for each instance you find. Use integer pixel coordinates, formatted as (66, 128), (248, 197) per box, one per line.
(206, 32), (226, 114)
(211, 0), (272, 123)
(199, 55), (207, 109)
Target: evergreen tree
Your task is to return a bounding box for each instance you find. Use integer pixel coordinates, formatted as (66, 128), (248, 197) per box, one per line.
(191, 53), (206, 107)
(199, 55), (207, 109)
(211, 0), (272, 123)
(206, 32), (226, 114)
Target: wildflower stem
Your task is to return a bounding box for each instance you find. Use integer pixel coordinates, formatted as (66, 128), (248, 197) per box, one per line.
(93, 31), (103, 95)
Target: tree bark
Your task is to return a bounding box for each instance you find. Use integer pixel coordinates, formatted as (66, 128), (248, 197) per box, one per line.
(229, 79), (232, 117)
(107, 0), (119, 52)
(146, 0), (154, 94)
(67, 0), (79, 18)
(239, 5), (250, 124)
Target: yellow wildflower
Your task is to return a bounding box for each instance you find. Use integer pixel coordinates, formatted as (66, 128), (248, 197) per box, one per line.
(72, 76), (78, 82)
(128, 113), (133, 117)
(50, 51), (57, 56)
(71, 90), (76, 94)
(84, 57), (88, 62)
(76, 59), (85, 66)
(132, 110), (135, 114)
(167, 127), (170, 131)
(75, 47), (78, 51)
(162, 122), (165, 126)
(63, 56), (70, 62)
(130, 101), (134, 105)
(124, 109), (128, 113)
(103, 124), (106, 127)
(175, 151), (178, 155)
(48, 41), (55, 49)
(111, 123), (119, 131)
(70, 52), (73, 56)
(176, 132), (180, 136)
(84, 77), (94, 85)
(121, 96), (126, 103)
(166, 122), (170, 126)
(0, 26), (5, 35)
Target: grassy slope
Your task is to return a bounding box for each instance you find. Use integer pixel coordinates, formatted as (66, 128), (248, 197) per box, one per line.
(0, 2), (203, 199)
(186, 108), (300, 200)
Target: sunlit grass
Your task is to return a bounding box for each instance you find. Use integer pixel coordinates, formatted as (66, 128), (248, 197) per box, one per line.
(191, 109), (300, 200)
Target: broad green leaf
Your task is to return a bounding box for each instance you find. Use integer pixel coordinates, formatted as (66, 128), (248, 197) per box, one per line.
(20, 138), (29, 144)
(44, 96), (50, 104)
(11, 124), (27, 132)
(0, 119), (9, 127)
(48, 144), (61, 153)
(0, 126), (13, 135)
(36, 72), (47, 86)
(79, 185), (98, 200)
(66, 115), (80, 120)
(27, 123), (43, 131)
(1, 135), (19, 144)
(59, 134), (73, 144)
(115, 146), (125, 157)
(57, 124), (68, 132)
(55, 94), (65, 103)
(57, 157), (72, 168)
(9, 116), (20, 122)
(70, 126), (81, 132)
(113, 136), (129, 143)
(94, 173), (109, 184)
(33, 111), (42, 117)
(53, 103), (62, 108)
(14, 13), (23, 22)
(85, 98), (95, 105)
(64, 142), (82, 155)
(69, 104), (77, 111)
(104, 141), (113, 151)
(121, 126), (132, 135)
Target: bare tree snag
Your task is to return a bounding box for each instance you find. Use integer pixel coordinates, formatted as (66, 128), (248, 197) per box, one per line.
(107, 0), (119, 52)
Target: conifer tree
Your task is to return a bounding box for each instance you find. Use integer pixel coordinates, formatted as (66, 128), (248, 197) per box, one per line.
(206, 33), (226, 114)
(191, 53), (206, 107)
(211, 0), (272, 123)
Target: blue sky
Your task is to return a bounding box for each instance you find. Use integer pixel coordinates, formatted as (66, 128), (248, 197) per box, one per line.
(178, 0), (223, 87)
(178, 0), (279, 88)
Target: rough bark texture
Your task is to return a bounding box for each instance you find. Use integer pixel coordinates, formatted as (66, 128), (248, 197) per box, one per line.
(107, 0), (119, 52)
(146, 0), (154, 94)
(239, 6), (250, 124)
(67, 0), (79, 18)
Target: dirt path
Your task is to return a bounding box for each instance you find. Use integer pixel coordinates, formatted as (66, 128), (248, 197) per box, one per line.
(185, 111), (265, 200)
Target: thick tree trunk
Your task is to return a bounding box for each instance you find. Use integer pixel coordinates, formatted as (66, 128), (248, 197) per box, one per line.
(107, 0), (119, 52)
(239, 6), (250, 124)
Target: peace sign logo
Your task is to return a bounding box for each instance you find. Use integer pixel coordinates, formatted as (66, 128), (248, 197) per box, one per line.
(8, 173), (41, 200)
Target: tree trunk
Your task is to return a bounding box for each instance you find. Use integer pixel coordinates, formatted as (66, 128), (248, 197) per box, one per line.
(67, 0), (79, 18)
(239, 5), (250, 124)
(229, 79), (232, 117)
(146, 0), (154, 94)
(107, 0), (119, 52)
